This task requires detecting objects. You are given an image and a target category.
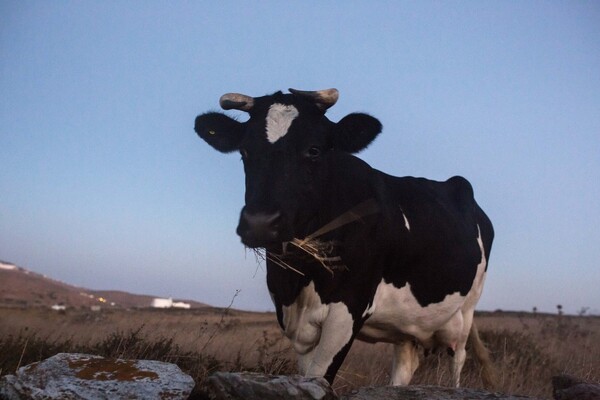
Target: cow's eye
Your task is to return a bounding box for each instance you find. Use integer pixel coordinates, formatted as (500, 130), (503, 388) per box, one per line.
(306, 146), (321, 159)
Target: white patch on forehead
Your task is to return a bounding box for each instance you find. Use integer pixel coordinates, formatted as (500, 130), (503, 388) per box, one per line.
(266, 103), (299, 143)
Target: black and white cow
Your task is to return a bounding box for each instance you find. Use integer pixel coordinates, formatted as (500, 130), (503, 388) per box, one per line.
(194, 88), (495, 387)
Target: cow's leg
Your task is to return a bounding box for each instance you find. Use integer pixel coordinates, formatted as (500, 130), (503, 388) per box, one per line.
(451, 228), (489, 387)
(451, 309), (474, 387)
(390, 341), (419, 385)
(432, 309), (467, 387)
(296, 303), (358, 383)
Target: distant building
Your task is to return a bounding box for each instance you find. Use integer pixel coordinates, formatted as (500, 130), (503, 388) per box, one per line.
(90, 305), (101, 312)
(51, 304), (66, 311)
(172, 301), (191, 309)
(0, 262), (16, 270)
(152, 298), (173, 308)
(151, 298), (191, 309)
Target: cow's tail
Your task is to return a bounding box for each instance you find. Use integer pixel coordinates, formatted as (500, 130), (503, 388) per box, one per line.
(469, 321), (498, 389)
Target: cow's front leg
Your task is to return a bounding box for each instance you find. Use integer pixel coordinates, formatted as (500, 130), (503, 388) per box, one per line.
(296, 302), (358, 383)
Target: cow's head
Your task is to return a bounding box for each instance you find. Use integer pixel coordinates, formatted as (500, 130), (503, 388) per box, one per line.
(195, 89), (382, 249)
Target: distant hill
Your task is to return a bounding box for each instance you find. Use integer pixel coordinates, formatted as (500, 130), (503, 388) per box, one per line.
(0, 260), (208, 309)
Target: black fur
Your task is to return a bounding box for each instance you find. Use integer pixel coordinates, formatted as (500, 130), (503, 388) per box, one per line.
(194, 112), (245, 153)
(332, 113), (382, 153)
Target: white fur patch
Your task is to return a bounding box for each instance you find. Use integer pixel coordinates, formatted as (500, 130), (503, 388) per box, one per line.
(298, 302), (354, 377)
(358, 280), (465, 343)
(402, 212), (411, 231)
(399, 207), (410, 231)
(281, 281), (354, 377)
(281, 281), (328, 355)
(358, 225), (487, 346)
(463, 224), (487, 308)
(362, 302), (376, 318)
(266, 103), (299, 143)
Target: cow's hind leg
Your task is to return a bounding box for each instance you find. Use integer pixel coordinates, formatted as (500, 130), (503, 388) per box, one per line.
(451, 309), (473, 387)
(452, 345), (467, 387)
(390, 341), (419, 385)
(433, 309), (466, 387)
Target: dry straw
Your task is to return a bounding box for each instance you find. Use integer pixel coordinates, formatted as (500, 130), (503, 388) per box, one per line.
(260, 199), (380, 276)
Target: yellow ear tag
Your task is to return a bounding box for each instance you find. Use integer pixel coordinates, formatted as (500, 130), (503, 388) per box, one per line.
(208, 130), (216, 135)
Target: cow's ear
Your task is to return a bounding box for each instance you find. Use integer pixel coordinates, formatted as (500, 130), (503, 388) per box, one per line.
(195, 112), (245, 153)
(331, 113), (382, 153)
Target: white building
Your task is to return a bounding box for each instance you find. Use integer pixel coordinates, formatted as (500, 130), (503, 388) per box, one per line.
(172, 301), (191, 309)
(151, 298), (191, 309)
(0, 262), (16, 270)
(151, 298), (173, 308)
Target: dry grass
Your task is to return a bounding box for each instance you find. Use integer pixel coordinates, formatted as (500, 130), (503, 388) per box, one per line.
(261, 238), (346, 277)
(0, 307), (598, 398)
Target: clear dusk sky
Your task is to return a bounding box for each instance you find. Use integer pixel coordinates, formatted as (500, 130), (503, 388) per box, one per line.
(1, 2), (599, 314)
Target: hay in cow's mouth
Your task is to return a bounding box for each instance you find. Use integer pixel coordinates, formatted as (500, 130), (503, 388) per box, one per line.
(251, 246), (305, 276)
(252, 199), (379, 276)
(251, 238), (342, 276)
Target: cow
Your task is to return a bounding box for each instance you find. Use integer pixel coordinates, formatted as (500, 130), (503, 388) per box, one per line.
(194, 88), (495, 388)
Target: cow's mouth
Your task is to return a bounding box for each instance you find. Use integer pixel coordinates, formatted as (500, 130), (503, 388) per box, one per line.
(236, 208), (292, 249)
(240, 236), (283, 250)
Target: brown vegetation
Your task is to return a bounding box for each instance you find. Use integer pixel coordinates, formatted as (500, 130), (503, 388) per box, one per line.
(0, 307), (598, 398)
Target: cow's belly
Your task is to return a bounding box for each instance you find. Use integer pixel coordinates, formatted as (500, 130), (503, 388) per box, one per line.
(357, 280), (466, 344)
(359, 225), (488, 345)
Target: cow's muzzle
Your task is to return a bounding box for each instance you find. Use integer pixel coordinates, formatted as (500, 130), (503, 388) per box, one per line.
(236, 208), (283, 248)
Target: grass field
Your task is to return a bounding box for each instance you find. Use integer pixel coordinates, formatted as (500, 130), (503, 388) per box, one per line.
(1, 306), (598, 398)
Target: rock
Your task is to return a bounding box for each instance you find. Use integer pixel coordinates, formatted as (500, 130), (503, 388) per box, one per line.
(204, 372), (336, 400)
(340, 385), (542, 400)
(0, 352), (195, 400)
(552, 374), (600, 400)
(202, 372), (547, 400)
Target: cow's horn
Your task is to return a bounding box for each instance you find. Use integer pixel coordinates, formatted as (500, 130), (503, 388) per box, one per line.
(289, 88), (339, 110)
(219, 93), (254, 111)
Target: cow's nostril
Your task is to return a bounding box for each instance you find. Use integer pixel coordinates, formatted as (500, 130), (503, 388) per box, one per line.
(241, 210), (280, 226)
(237, 209), (283, 247)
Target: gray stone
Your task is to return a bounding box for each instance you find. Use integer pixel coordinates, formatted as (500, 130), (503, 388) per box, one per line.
(0, 352), (195, 400)
(552, 374), (600, 400)
(203, 372), (548, 400)
(204, 371), (336, 400)
(340, 385), (543, 400)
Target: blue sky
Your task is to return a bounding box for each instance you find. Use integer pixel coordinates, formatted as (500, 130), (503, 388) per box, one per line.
(1, 2), (599, 314)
